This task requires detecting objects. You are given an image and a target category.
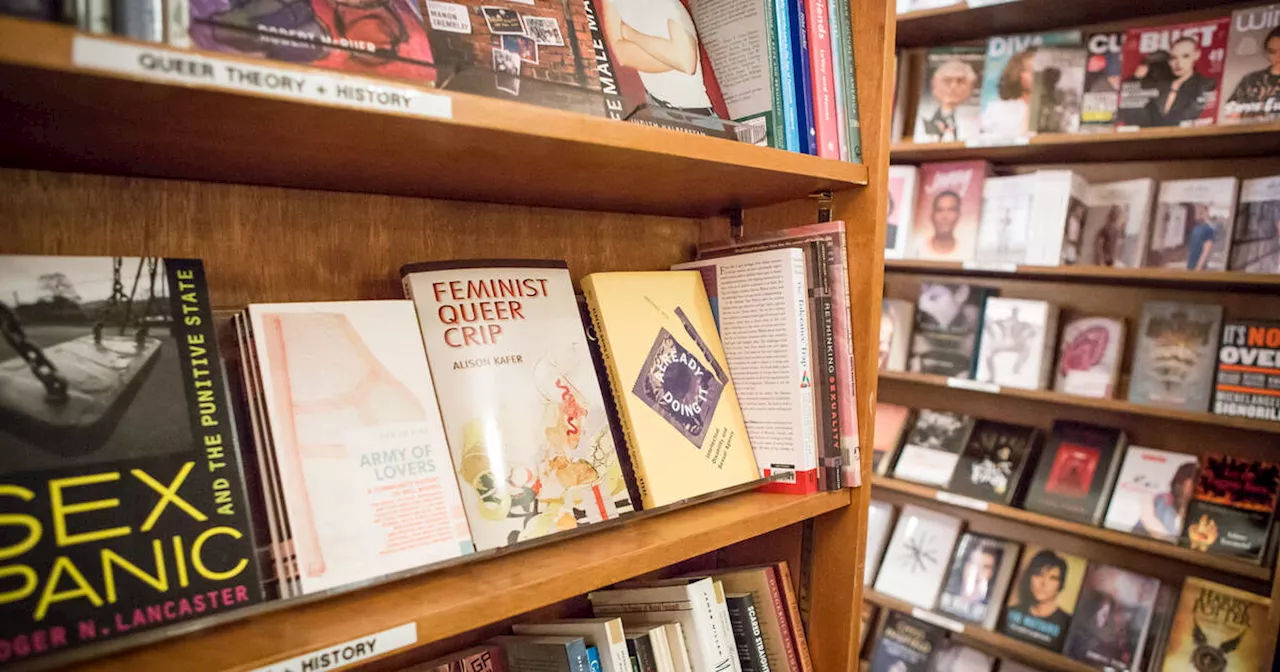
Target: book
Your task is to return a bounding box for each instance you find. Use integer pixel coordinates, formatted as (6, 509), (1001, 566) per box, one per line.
(974, 297), (1059, 390)
(513, 619), (630, 672)
(1028, 169), (1090, 266)
(0, 0), (58, 20)
(1128, 301), (1224, 413)
(1053, 316), (1126, 399)
(773, 0), (800, 151)
(872, 403), (911, 476)
(1117, 18), (1230, 129)
(873, 504), (963, 609)
(1063, 564), (1162, 671)
(978, 31), (1083, 139)
(1081, 31), (1125, 131)
(1139, 584), (1179, 672)
(690, 567), (795, 672)
(787, 0), (818, 154)
(1103, 446), (1200, 543)
(802, 0), (838, 158)
(662, 623), (694, 672)
(689, 0), (785, 146)
(673, 250), (817, 494)
(0, 256), (263, 662)
(912, 47), (985, 143)
(402, 260), (634, 549)
(1229, 174), (1280, 273)
(1215, 319), (1280, 421)
(1219, 4), (1280, 125)
(947, 419), (1040, 505)
(724, 593), (769, 672)
(909, 161), (989, 262)
(408, 644), (508, 672)
(1023, 420), (1127, 525)
(927, 643), (995, 671)
(891, 51), (910, 142)
(589, 579), (735, 672)
(974, 174), (1038, 265)
(245, 301), (474, 595)
(891, 409), (974, 488)
(769, 562), (811, 672)
(1147, 177), (1240, 271)
(936, 532), (1021, 630)
(886, 166), (918, 259)
(1160, 577), (1271, 671)
(1183, 454), (1280, 561)
(113, 0), (162, 42)
(908, 282), (996, 379)
(868, 612), (945, 672)
(826, 0), (862, 161)
(1000, 545), (1089, 652)
(879, 298), (914, 372)
(1081, 178), (1157, 268)
(491, 635), (591, 672)
(864, 500), (896, 585)
(588, 647), (601, 672)
(624, 626), (671, 672)
(1030, 46), (1087, 133)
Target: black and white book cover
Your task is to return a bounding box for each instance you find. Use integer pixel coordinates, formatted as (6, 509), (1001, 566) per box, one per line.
(1081, 178), (1156, 268)
(947, 419), (1040, 505)
(908, 282), (996, 379)
(974, 297), (1059, 391)
(873, 504), (964, 609)
(864, 500), (897, 586)
(1146, 178), (1240, 272)
(974, 174), (1038, 265)
(1102, 446), (1199, 543)
(1229, 174), (1280, 273)
(1128, 301), (1223, 413)
(1031, 46), (1088, 133)
(891, 409), (974, 488)
(1062, 564), (1161, 671)
(869, 611), (945, 672)
(936, 532), (1021, 630)
(1023, 420), (1127, 525)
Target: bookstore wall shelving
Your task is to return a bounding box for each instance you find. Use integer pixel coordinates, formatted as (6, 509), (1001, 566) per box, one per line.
(876, 0), (1280, 670)
(0, 0), (895, 668)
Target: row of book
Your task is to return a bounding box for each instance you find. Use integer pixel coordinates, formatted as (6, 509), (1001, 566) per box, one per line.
(0, 0), (864, 157)
(0, 230), (862, 662)
(881, 280), (1280, 422)
(889, 4), (1280, 144)
(862, 606), (1049, 672)
(873, 407), (1280, 564)
(403, 563), (811, 672)
(885, 161), (1280, 275)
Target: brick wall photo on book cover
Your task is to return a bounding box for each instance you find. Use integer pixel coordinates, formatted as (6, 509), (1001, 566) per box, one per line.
(936, 532), (1021, 630)
(978, 31), (1082, 139)
(1219, 4), (1280, 126)
(1117, 18), (1230, 129)
(1160, 577), (1271, 671)
(1054, 316), (1125, 399)
(1062, 564), (1161, 671)
(1182, 454), (1280, 561)
(1229, 174), (1280, 273)
(910, 162), (989, 262)
(0, 255), (263, 663)
(908, 282), (995, 379)
(1214, 319), (1280, 422)
(913, 47), (985, 143)
(1102, 446), (1199, 543)
(1146, 177), (1239, 272)
(1023, 420), (1126, 525)
(1128, 301), (1223, 413)
(1000, 545), (1088, 652)
(1081, 31), (1124, 131)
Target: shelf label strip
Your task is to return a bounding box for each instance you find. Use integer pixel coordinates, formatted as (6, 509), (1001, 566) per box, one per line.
(935, 491), (990, 512)
(910, 608), (964, 634)
(71, 37), (453, 120)
(248, 623), (417, 672)
(945, 377), (1001, 394)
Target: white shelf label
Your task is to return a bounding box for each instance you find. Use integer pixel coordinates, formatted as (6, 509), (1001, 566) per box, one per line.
(72, 37), (452, 120)
(946, 377), (1001, 394)
(961, 260), (1018, 273)
(911, 608), (964, 633)
(963, 135), (1030, 148)
(935, 491), (990, 512)
(249, 623), (417, 672)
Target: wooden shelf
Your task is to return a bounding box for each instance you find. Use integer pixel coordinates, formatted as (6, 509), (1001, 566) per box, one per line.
(890, 123), (1280, 165)
(885, 259), (1280, 292)
(879, 370), (1280, 435)
(0, 17), (866, 218)
(863, 590), (1095, 672)
(46, 489), (849, 671)
(872, 476), (1272, 582)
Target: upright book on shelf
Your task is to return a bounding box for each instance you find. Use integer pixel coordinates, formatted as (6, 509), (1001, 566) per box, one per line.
(879, 298), (914, 372)
(1128, 301), (1223, 413)
(491, 635), (591, 672)
(1053, 316), (1126, 399)
(1117, 18), (1230, 129)
(1160, 577), (1270, 671)
(1214, 319), (1280, 422)
(689, 0), (785, 146)
(1146, 177), (1239, 272)
(872, 403), (911, 476)
(1229, 174), (1280, 273)
(873, 504), (963, 609)
(1081, 178), (1156, 268)
(681, 566), (799, 672)
(1102, 446), (1199, 543)
(886, 166), (918, 259)
(1062, 564), (1161, 671)
(1183, 454), (1280, 561)
(910, 161), (989, 262)
(402, 260), (634, 550)
(1023, 420), (1127, 525)
(974, 297), (1059, 391)
(908, 282), (996, 379)
(1081, 31), (1124, 131)
(947, 419), (1040, 505)
(974, 174), (1038, 265)
(936, 532), (1021, 630)
(412, 644), (508, 672)
(864, 500), (896, 585)
(891, 409), (973, 488)
(1000, 545), (1088, 652)
(978, 31), (1083, 139)
(0, 255), (263, 662)
(913, 47), (985, 143)
(868, 612), (945, 672)
(1219, 3), (1280, 126)
(1029, 169), (1090, 266)
(589, 579), (736, 672)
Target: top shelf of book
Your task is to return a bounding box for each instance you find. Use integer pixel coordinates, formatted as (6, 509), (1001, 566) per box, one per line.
(0, 18), (867, 219)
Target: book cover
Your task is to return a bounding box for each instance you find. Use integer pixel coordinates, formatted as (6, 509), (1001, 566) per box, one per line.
(1081, 178), (1157, 268)
(409, 644), (508, 672)
(1183, 454), (1280, 561)
(580, 271), (760, 508)
(872, 504), (963, 609)
(0, 256), (263, 662)
(786, 0), (817, 154)
(1054, 316), (1126, 399)
(947, 419), (1040, 506)
(891, 409), (973, 487)
(1215, 319), (1280, 422)
(872, 403), (911, 476)
(936, 533), (1021, 630)
(491, 635), (591, 672)
(1103, 446), (1199, 543)
(589, 579), (735, 672)
(928, 643), (995, 671)
(868, 612), (945, 672)
(689, 0), (784, 146)
(1229, 174), (1280, 273)
(1160, 577), (1270, 671)
(513, 619), (630, 672)
(724, 593), (769, 672)
(910, 161), (989, 262)
(1063, 564), (1162, 671)
(879, 298), (914, 372)
(770, 562), (812, 672)
(864, 500), (896, 585)
(688, 567), (797, 672)
(974, 297), (1059, 390)
(1219, 4), (1280, 125)
(1117, 18), (1230, 129)
(623, 627), (666, 672)
(974, 174), (1038, 265)
(803, 0), (838, 158)
(886, 166), (918, 259)
(1147, 177), (1240, 271)
(402, 260), (634, 550)
(979, 30), (1083, 139)
(1128, 301), (1224, 413)
(908, 282), (996, 379)
(1030, 169), (1090, 266)
(1081, 31), (1124, 131)
(912, 47), (985, 143)
(827, 0), (861, 161)
(1023, 420), (1127, 525)
(1000, 545), (1088, 652)
(1030, 46), (1087, 133)
(673, 250), (816, 494)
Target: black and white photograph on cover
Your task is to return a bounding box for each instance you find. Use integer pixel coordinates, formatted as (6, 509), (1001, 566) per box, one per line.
(1032, 47), (1086, 133)
(1060, 197), (1088, 264)
(1081, 203), (1128, 266)
(481, 6), (526, 35)
(521, 15), (564, 46)
(492, 47), (522, 76)
(1149, 195), (1235, 271)
(1231, 178), (1280, 273)
(938, 534), (1013, 623)
(910, 282), (987, 378)
(915, 48), (984, 143)
(0, 256), (191, 470)
(1062, 565), (1159, 669)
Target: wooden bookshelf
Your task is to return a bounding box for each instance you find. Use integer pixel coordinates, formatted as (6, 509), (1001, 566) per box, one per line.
(885, 259), (1280, 292)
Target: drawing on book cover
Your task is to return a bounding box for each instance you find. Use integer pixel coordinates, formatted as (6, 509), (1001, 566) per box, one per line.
(978, 305), (1038, 383)
(896, 531), (944, 575)
(632, 324), (725, 449)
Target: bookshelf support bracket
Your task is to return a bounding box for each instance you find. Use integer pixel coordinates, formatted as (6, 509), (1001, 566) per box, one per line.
(811, 191), (834, 223)
(726, 208), (744, 242)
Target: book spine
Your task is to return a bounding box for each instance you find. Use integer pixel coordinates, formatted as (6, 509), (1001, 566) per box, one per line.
(817, 236), (856, 488)
(787, 0), (817, 155)
(726, 597), (771, 672)
(830, 0), (861, 162)
(166, 0), (190, 47)
(761, 570), (800, 672)
(695, 584), (738, 672)
(771, 0), (800, 152)
(774, 563), (812, 672)
(712, 583), (742, 672)
(572, 639), (595, 672)
(824, 0), (848, 162)
(111, 0), (161, 41)
(0, 0), (57, 20)
(587, 647), (603, 672)
(761, 0), (786, 149)
(803, 0), (838, 159)
(76, 0), (110, 33)
(808, 243), (841, 490)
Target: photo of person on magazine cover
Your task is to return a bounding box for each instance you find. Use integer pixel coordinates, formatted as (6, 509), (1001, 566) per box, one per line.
(1132, 461), (1197, 540)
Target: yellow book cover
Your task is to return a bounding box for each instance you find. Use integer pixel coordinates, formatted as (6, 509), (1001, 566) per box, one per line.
(1161, 577), (1269, 672)
(581, 271), (759, 508)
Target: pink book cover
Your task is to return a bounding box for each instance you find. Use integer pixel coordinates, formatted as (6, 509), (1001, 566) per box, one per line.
(806, 0), (841, 159)
(911, 160), (990, 262)
(1117, 18), (1229, 128)
(697, 221), (862, 487)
